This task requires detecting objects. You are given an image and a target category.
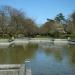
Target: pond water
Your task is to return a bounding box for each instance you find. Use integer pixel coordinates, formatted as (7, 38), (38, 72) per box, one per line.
(0, 43), (75, 75)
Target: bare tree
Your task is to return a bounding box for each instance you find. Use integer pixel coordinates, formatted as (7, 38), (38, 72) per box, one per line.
(0, 5), (38, 38)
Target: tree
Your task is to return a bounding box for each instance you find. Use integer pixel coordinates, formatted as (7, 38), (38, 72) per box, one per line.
(0, 10), (6, 37)
(71, 12), (75, 29)
(23, 18), (38, 37)
(55, 13), (65, 24)
(66, 12), (75, 35)
(40, 19), (57, 36)
(0, 5), (38, 38)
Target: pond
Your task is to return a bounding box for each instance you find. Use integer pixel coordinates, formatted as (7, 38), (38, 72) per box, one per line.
(0, 42), (75, 75)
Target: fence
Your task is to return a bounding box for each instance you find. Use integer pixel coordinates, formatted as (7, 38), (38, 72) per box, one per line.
(0, 64), (26, 75)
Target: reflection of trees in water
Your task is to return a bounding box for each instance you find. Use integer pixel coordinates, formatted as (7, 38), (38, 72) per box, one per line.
(44, 44), (75, 63)
(0, 43), (75, 64)
(43, 47), (62, 62)
(53, 50), (62, 62)
(44, 48), (52, 56)
(0, 49), (6, 64)
(68, 45), (75, 64)
(0, 43), (38, 64)
(39, 42), (54, 49)
(0, 47), (12, 64)
(24, 43), (38, 50)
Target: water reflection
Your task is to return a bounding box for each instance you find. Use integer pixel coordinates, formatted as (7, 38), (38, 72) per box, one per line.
(0, 43), (75, 64)
(0, 42), (75, 75)
(31, 43), (75, 75)
(38, 43), (75, 64)
(54, 50), (62, 62)
(67, 45), (75, 64)
(0, 43), (38, 64)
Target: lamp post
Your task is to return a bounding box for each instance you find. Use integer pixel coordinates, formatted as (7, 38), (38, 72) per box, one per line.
(25, 59), (30, 75)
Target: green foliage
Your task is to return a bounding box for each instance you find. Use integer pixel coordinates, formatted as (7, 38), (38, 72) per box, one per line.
(55, 13), (65, 24)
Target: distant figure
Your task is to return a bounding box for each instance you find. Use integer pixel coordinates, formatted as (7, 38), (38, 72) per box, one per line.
(50, 38), (54, 45)
(9, 36), (14, 42)
(68, 37), (71, 41)
(12, 37), (14, 41)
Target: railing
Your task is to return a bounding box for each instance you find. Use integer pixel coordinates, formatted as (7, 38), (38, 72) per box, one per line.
(0, 64), (25, 75)
(0, 61), (32, 75)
